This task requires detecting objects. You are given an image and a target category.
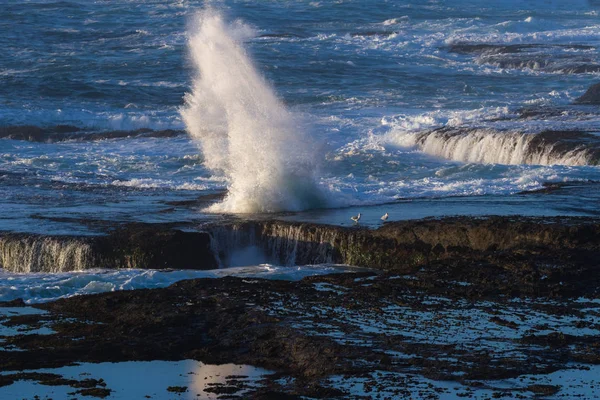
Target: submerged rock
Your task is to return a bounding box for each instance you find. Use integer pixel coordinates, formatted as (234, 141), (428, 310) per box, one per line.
(0, 125), (185, 143)
(575, 82), (600, 105)
(447, 43), (595, 55)
(447, 43), (600, 74)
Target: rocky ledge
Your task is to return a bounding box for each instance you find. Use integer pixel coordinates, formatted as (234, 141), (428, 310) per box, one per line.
(3, 216), (600, 277)
(0, 224), (218, 272)
(0, 216), (599, 398)
(0, 125), (185, 143)
(1, 267), (599, 398)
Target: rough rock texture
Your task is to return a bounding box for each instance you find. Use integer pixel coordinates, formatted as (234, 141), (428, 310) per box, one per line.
(93, 224), (218, 270)
(3, 216), (600, 274)
(213, 216), (600, 278)
(447, 43), (600, 74)
(1, 269), (599, 398)
(0, 225), (218, 272)
(575, 82), (600, 105)
(447, 43), (595, 55)
(1, 216), (600, 398)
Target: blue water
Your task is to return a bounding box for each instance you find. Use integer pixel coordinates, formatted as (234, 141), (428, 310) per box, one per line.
(0, 264), (364, 303)
(1, 0), (600, 229)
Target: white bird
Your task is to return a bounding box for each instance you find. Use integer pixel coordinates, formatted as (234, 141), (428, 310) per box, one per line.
(381, 212), (389, 221)
(351, 213), (361, 224)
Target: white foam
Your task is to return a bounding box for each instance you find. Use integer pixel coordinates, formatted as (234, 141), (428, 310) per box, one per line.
(110, 178), (209, 191)
(0, 265), (358, 304)
(445, 25), (600, 46)
(381, 107), (514, 133)
(181, 9), (328, 213)
(386, 128), (593, 166)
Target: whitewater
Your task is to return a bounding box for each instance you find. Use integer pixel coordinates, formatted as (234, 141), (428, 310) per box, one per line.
(2, 1), (600, 218)
(1, 0), (600, 300)
(181, 10), (327, 213)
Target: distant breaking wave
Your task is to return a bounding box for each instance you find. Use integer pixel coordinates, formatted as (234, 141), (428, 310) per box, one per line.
(387, 127), (600, 166)
(181, 9), (327, 213)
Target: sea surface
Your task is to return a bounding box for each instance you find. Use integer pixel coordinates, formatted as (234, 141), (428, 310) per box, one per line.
(1, 0), (600, 298)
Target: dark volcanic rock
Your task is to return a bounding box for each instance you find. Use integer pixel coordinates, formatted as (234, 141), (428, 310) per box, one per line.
(517, 107), (592, 120)
(447, 43), (595, 55)
(259, 33), (305, 39)
(1, 267), (598, 397)
(527, 130), (600, 165)
(2, 217), (600, 397)
(212, 216), (600, 278)
(94, 225), (218, 270)
(0, 125), (186, 142)
(575, 82), (600, 105)
(3, 216), (600, 275)
(0, 224), (218, 272)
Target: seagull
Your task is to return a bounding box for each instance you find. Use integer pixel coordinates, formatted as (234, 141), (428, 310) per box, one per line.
(351, 213), (361, 224)
(381, 212), (389, 221)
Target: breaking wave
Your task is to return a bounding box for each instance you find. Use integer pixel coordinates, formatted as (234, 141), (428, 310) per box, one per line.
(387, 127), (600, 166)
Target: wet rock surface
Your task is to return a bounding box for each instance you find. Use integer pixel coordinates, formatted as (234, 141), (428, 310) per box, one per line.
(3, 215), (600, 274)
(0, 270), (599, 398)
(447, 43), (600, 74)
(447, 43), (596, 55)
(0, 223), (218, 272)
(0, 216), (599, 398)
(215, 216), (600, 279)
(575, 82), (600, 105)
(0, 125), (185, 142)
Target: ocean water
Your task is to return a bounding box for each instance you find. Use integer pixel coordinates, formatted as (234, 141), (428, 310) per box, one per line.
(2, 0), (600, 217)
(0, 264), (363, 303)
(1, 1), (600, 297)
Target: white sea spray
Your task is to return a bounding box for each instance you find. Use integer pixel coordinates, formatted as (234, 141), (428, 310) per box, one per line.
(181, 9), (328, 213)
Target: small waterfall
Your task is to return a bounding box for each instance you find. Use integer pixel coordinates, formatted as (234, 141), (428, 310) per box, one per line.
(208, 222), (344, 267)
(387, 127), (599, 166)
(0, 235), (94, 273)
(261, 223), (340, 266)
(209, 223), (266, 268)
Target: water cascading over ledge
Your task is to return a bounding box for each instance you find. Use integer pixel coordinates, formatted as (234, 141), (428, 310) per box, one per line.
(0, 228), (217, 273)
(387, 128), (600, 166)
(0, 235), (95, 273)
(2, 217), (600, 273)
(209, 222), (345, 267)
(206, 216), (600, 271)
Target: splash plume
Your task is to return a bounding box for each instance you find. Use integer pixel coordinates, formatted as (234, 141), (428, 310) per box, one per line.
(181, 9), (326, 213)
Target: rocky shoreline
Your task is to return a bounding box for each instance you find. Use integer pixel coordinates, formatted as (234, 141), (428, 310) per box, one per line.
(0, 216), (599, 398)
(3, 215), (600, 273)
